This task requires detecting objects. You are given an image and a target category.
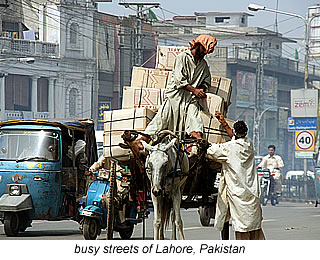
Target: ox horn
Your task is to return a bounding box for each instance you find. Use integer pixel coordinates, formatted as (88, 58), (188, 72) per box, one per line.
(164, 138), (177, 152)
(141, 140), (155, 151)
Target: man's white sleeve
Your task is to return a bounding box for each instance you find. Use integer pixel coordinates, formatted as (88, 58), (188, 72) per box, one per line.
(206, 143), (229, 162)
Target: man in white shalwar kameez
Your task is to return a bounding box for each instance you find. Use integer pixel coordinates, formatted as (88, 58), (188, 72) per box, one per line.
(132, 35), (217, 152)
(207, 113), (265, 240)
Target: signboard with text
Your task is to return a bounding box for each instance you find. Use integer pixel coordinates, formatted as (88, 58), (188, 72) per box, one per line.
(236, 70), (278, 108)
(291, 89), (318, 117)
(288, 117), (317, 131)
(98, 102), (112, 130)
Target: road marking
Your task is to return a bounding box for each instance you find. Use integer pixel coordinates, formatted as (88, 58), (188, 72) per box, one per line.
(167, 226), (205, 232)
(310, 215), (320, 217)
(263, 219), (276, 222)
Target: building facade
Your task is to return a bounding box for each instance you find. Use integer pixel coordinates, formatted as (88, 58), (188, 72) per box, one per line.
(0, 0), (157, 128)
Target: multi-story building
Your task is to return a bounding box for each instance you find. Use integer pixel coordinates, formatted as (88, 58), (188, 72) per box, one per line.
(0, 0), (96, 122)
(0, 0), (157, 128)
(153, 11), (320, 170)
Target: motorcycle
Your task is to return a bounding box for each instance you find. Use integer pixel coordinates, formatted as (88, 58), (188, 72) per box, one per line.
(79, 167), (140, 240)
(258, 168), (277, 206)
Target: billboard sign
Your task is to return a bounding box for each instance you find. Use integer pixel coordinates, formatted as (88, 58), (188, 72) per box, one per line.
(236, 70), (278, 108)
(98, 102), (112, 130)
(288, 117), (317, 131)
(291, 89), (318, 117)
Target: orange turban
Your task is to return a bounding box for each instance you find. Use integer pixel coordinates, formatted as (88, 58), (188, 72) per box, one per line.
(189, 35), (217, 54)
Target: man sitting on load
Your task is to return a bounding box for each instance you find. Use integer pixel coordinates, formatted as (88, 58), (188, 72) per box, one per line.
(132, 35), (218, 150)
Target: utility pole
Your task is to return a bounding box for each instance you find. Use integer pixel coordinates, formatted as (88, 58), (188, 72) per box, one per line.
(253, 39), (265, 156)
(119, 2), (160, 66)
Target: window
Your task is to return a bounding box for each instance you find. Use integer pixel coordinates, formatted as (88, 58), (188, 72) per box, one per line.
(241, 17), (246, 24)
(265, 118), (277, 139)
(278, 90), (290, 103)
(70, 23), (79, 44)
(37, 78), (48, 112)
(69, 88), (78, 117)
(215, 17), (230, 23)
(5, 74), (31, 111)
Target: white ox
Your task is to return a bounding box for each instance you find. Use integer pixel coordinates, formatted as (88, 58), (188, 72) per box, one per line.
(141, 135), (189, 240)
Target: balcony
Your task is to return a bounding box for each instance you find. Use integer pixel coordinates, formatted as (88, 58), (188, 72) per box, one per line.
(0, 37), (59, 58)
(4, 111), (50, 120)
(211, 46), (320, 77)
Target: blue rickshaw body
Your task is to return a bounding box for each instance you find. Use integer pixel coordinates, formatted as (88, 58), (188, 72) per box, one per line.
(0, 119), (98, 231)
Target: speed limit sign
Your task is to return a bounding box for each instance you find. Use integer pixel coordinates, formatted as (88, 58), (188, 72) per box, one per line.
(295, 130), (315, 151)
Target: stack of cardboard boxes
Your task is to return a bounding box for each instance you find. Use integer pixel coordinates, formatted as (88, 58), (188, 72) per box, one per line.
(103, 46), (233, 159)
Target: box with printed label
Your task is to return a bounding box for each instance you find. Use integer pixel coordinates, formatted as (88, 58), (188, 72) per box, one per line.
(131, 66), (172, 89)
(122, 87), (165, 111)
(155, 45), (189, 70)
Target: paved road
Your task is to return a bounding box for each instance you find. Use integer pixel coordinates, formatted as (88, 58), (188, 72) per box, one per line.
(1, 201), (320, 240)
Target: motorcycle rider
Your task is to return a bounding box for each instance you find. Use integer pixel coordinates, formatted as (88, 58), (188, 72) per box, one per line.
(258, 145), (284, 197)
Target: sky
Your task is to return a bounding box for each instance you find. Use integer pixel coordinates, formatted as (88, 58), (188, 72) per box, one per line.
(98, 0), (319, 58)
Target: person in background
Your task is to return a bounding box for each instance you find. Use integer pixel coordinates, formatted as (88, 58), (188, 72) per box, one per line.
(258, 144), (284, 196)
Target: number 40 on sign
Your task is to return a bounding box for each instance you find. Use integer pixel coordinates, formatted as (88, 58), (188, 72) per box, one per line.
(295, 130), (315, 151)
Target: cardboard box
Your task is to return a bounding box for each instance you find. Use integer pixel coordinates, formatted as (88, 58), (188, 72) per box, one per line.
(208, 75), (232, 103)
(122, 87), (165, 111)
(103, 132), (131, 160)
(201, 112), (223, 144)
(104, 108), (155, 132)
(131, 67), (172, 89)
(103, 108), (155, 159)
(199, 93), (225, 116)
(155, 46), (189, 70)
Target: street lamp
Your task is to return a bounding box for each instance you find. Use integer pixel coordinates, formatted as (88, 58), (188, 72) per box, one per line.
(253, 106), (288, 156)
(248, 3), (320, 89)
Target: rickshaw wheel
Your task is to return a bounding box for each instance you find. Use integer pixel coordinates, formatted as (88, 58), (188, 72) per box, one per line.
(199, 206), (211, 226)
(119, 223), (134, 239)
(83, 217), (100, 240)
(4, 212), (20, 237)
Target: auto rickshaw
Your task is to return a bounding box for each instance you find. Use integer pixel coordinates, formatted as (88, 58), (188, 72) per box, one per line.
(0, 119), (97, 236)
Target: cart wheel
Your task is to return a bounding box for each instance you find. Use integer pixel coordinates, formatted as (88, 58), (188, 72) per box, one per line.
(199, 206), (211, 226)
(106, 162), (117, 240)
(83, 217), (100, 240)
(4, 212), (20, 237)
(119, 223), (134, 239)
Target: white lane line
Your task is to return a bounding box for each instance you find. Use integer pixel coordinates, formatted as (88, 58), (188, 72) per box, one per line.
(263, 219), (276, 222)
(310, 215), (320, 217)
(167, 226), (206, 232)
